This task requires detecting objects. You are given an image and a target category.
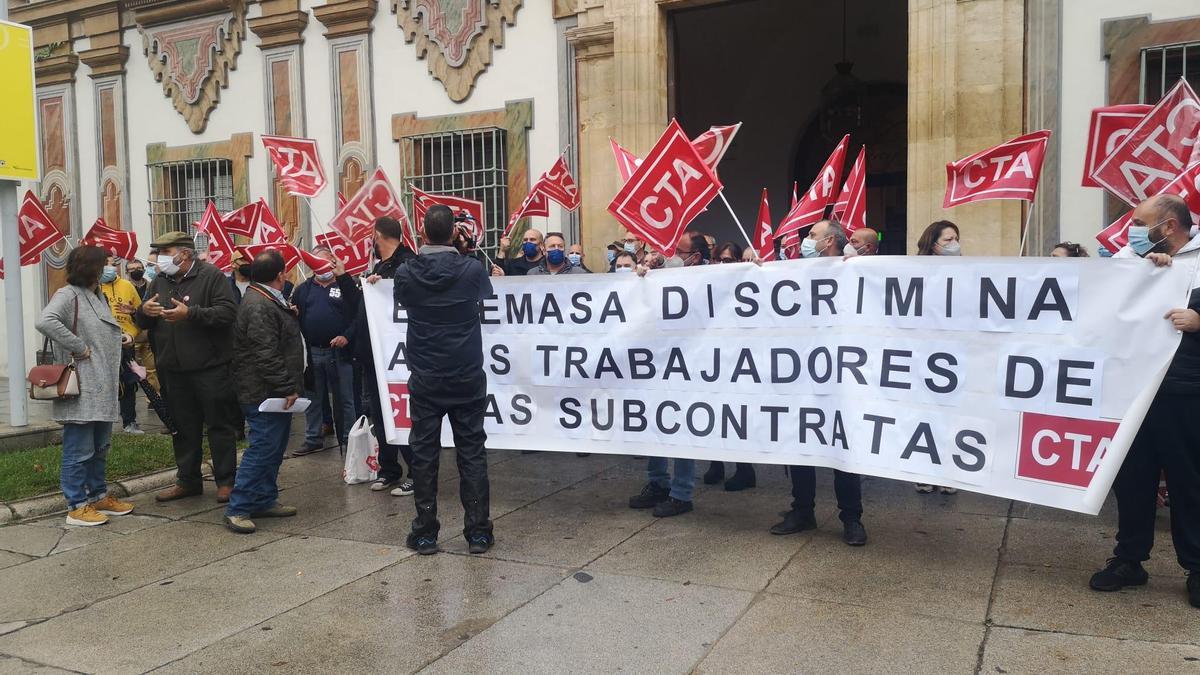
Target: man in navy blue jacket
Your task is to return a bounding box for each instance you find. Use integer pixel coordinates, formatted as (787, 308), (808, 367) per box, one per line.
(394, 205), (494, 556)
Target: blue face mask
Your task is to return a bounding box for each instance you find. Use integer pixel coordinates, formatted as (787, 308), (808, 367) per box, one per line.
(100, 265), (118, 283)
(568, 252), (582, 266)
(547, 249), (565, 265)
(623, 242), (638, 254)
(522, 242), (539, 259)
(1127, 220), (1166, 256)
(144, 266), (158, 282)
(800, 237), (821, 259)
(606, 250), (617, 264)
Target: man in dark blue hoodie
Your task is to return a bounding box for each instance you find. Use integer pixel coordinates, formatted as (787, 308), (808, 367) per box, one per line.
(394, 205), (495, 555)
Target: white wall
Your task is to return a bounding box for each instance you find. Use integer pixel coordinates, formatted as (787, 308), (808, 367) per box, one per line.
(1058, 0), (1200, 249)
(2, 3), (561, 385)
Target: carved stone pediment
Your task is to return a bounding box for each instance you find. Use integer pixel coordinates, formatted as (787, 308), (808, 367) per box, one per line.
(393, 0), (522, 102)
(140, 0), (245, 133)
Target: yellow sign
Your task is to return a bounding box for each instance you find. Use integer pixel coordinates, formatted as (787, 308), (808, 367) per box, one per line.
(0, 20), (39, 181)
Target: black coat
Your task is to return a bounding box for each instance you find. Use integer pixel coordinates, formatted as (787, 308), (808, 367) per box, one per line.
(393, 246), (493, 378)
(233, 283), (305, 405)
(350, 247), (414, 364)
(135, 260), (237, 373)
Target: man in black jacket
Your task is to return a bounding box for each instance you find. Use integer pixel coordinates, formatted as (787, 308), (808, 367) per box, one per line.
(352, 216), (417, 495)
(395, 205), (494, 555)
(136, 232), (240, 503)
(224, 250), (305, 534)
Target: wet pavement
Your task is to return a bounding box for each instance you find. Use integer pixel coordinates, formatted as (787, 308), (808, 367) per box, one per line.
(0, 441), (1196, 674)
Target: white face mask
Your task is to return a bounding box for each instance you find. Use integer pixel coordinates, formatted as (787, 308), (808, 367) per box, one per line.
(316, 271), (335, 282)
(937, 241), (962, 256)
(842, 243), (859, 257)
(800, 237), (824, 259)
(567, 253), (582, 266)
(157, 254), (181, 276)
(614, 266), (634, 274)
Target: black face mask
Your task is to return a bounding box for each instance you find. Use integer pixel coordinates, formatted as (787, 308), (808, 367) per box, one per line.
(237, 264), (251, 278)
(373, 243), (383, 260)
(129, 270), (144, 281)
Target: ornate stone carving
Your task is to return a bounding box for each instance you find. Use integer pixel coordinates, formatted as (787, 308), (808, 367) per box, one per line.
(394, 0), (522, 102)
(141, 0), (246, 133)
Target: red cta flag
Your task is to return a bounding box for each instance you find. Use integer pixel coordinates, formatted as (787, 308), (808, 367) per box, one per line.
(239, 242), (300, 273)
(297, 248), (335, 275)
(504, 188), (551, 238)
(255, 199), (288, 244)
(611, 139), (642, 184)
(691, 123), (741, 177)
(1091, 79), (1200, 204)
(752, 188), (775, 261)
(1082, 104), (1151, 189)
(199, 202), (237, 273)
(943, 130), (1051, 208)
(411, 185), (486, 240)
(262, 134), (327, 198)
(833, 146), (867, 233)
(776, 134), (849, 239)
(221, 202), (262, 239)
(81, 219), (138, 260)
(0, 191), (67, 279)
(606, 119), (722, 257)
(315, 231), (371, 276)
(330, 167), (415, 250)
(1096, 161), (1200, 254)
(536, 155), (582, 210)
(337, 191), (348, 210)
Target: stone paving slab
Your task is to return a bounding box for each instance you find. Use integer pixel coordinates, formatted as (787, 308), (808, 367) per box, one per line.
(0, 550), (32, 571)
(765, 508), (1007, 623)
(0, 521), (285, 623)
(421, 570), (754, 674)
(24, 513), (173, 536)
(154, 554), (568, 675)
(991, 562), (1198, 646)
(695, 593), (984, 674)
(980, 626), (1200, 674)
(0, 536), (407, 674)
(1002, 512), (1180, 575)
(0, 655), (74, 674)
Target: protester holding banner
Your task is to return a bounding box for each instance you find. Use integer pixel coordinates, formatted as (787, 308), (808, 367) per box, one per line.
(612, 251), (636, 273)
(352, 217), (417, 496)
(848, 228), (880, 256)
(1092, 194), (1200, 609)
(292, 246), (360, 455)
(765, 219), (867, 545)
(99, 255), (144, 434)
(527, 232), (588, 276)
(915, 220), (962, 257)
(498, 228), (547, 277)
(712, 242), (744, 264)
(1050, 242), (1089, 258)
(36, 246), (133, 526)
(568, 243), (590, 272)
(137, 232), (241, 504)
(393, 205), (495, 555)
(224, 250), (305, 534)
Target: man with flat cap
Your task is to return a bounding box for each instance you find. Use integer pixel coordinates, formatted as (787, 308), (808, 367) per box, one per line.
(137, 231), (241, 503)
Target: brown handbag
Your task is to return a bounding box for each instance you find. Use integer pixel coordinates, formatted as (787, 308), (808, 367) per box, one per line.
(28, 296), (82, 401)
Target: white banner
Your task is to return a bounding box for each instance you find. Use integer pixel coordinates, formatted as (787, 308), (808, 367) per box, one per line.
(364, 257), (1193, 514)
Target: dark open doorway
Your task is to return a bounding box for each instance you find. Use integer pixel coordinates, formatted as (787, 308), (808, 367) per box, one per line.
(670, 0), (908, 254)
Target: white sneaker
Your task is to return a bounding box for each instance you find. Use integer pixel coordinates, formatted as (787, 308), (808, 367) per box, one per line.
(390, 480), (414, 497)
(123, 423), (145, 435)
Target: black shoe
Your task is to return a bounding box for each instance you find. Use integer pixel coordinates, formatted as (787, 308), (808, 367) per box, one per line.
(769, 510), (817, 535)
(291, 442), (325, 457)
(842, 520), (867, 546)
(702, 462), (725, 485)
(653, 497), (693, 517)
(468, 534), (494, 554)
(1089, 558), (1149, 592)
(405, 534), (438, 555)
(724, 466), (756, 492)
(629, 482), (670, 509)
(1188, 573), (1199, 608)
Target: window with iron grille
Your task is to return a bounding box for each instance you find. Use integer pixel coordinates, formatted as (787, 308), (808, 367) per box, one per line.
(398, 127), (508, 251)
(1141, 41), (1200, 103)
(146, 158), (234, 238)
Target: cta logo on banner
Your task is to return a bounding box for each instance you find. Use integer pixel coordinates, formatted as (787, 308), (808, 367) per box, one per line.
(752, 188), (775, 261)
(411, 185), (485, 240)
(1017, 412), (1118, 489)
(199, 203), (237, 273)
(1091, 79), (1200, 205)
(261, 135), (327, 198)
(607, 119), (722, 257)
(221, 201), (262, 239)
(255, 199), (288, 244)
(691, 123), (741, 178)
(388, 383), (411, 430)
(833, 146), (867, 233)
(943, 130), (1050, 208)
(1082, 104), (1151, 189)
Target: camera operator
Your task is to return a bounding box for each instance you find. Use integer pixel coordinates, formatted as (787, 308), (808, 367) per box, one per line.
(394, 205), (495, 556)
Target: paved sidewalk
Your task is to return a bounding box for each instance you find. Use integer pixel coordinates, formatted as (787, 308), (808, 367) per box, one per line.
(0, 444), (1196, 673)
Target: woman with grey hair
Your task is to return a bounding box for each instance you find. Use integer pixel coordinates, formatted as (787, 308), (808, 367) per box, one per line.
(35, 245), (134, 526)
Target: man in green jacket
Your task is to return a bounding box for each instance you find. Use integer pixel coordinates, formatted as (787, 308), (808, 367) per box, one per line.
(136, 232), (240, 503)
(225, 250), (305, 533)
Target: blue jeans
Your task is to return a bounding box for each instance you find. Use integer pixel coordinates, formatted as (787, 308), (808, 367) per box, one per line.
(647, 457), (696, 501)
(61, 422), (112, 510)
(227, 404), (292, 517)
(304, 347), (356, 446)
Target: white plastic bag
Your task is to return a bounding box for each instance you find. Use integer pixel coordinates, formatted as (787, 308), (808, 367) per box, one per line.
(343, 415), (380, 485)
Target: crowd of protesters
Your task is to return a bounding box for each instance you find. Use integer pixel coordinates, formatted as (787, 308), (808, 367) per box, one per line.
(34, 192), (1198, 609)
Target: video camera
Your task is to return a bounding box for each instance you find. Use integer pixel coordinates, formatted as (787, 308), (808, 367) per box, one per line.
(452, 210), (479, 255)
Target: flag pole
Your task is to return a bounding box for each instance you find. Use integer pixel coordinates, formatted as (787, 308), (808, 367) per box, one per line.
(718, 191), (757, 253)
(1018, 199), (1038, 257)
